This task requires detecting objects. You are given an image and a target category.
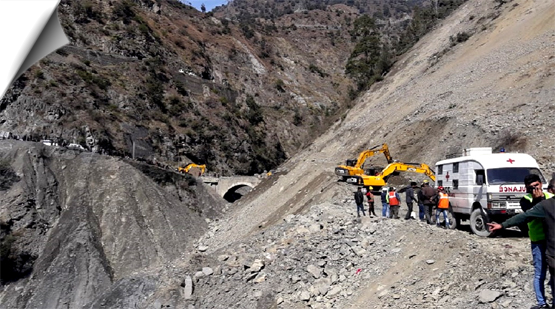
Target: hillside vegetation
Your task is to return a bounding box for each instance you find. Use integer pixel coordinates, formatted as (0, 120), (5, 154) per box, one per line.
(0, 0), (465, 176)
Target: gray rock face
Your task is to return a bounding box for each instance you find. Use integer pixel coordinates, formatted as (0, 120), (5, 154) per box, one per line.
(0, 140), (225, 308)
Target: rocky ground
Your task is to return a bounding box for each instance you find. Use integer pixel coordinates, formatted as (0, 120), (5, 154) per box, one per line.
(178, 182), (541, 309)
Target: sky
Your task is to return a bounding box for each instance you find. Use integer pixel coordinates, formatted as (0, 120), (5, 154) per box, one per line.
(185, 0), (228, 12)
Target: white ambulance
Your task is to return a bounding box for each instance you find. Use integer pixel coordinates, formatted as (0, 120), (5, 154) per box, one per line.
(435, 147), (546, 236)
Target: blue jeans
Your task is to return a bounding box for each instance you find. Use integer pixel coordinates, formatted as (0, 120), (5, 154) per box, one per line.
(382, 202), (389, 217)
(418, 203), (425, 220)
(531, 241), (548, 306)
(436, 209), (450, 228)
(356, 203), (366, 217)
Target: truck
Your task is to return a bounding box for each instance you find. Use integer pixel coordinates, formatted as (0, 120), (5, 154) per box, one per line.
(434, 147), (546, 236)
(335, 143), (393, 180)
(345, 162), (436, 190)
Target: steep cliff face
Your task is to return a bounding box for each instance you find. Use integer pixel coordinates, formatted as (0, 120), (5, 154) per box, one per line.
(0, 0), (447, 176)
(0, 140), (225, 308)
(0, 0), (354, 175)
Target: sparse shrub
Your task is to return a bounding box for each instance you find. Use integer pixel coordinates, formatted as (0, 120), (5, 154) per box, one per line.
(496, 129), (527, 151)
(0, 160), (20, 191)
(175, 40), (185, 49)
(274, 79), (285, 93)
(76, 69), (111, 90)
(55, 48), (68, 57)
(308, 64), (328, 78)
(240, 23), (255, 39)
(245, 95), (263, 125)
(113, 0), (136, 24)
(450, 32), (471, 46)
(293, 110), (303, 126)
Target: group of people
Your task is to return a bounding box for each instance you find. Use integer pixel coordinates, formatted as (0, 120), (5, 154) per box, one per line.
(354, 179), (451, 229)
(353, 173), (555, 309)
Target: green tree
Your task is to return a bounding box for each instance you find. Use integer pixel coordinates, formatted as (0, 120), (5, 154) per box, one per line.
(345, 15), (392, 91)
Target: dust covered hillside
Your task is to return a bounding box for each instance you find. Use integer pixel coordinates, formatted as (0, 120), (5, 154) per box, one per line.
(194, 0), (555, 307)
(209, 0), (555, 251)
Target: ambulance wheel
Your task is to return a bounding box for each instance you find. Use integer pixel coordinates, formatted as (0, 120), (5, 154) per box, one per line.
(447, 203), (458, 230)
(470, 208), (491, 237)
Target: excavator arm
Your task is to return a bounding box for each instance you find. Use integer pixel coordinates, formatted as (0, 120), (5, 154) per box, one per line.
(353, 143), (394, 168)
(335, 143), (394, 178)
(358, 162), (436, 187)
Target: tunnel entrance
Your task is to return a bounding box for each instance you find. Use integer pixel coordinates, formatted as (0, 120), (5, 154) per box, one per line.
(223, 184), (253, 203)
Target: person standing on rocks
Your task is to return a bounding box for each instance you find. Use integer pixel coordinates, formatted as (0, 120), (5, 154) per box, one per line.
(386, 187), (401, 219)
(516, 174), (553, 309)
(366, 186), (377, 217)
(435, 186), (450, 228)
(381, 187), (389, 218)
(421, 180), (437, 224)
(404, 182), (417, 220)
(354, 187), (366, 217)
(417, 183), (426, 221)
(488, 189), (555, 309)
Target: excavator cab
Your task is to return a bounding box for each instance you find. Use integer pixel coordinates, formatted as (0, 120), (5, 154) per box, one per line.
(364, 167), (382, 176)
(346, 159), (357, 167)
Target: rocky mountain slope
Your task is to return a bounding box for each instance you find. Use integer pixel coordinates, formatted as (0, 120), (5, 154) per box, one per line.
(207, 0), (555, 249)
(1, 0), (554, 307)
(199, 1), (555, 308)
(0, 0), (444, 176)
(0, 140), (225, 308)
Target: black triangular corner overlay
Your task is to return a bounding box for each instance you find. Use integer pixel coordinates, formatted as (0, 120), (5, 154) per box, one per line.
(0, 0), (66, 99)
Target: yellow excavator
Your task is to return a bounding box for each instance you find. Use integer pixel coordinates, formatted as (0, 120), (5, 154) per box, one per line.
(335, 143), (393, 180)
(178, 163), (206, 176)
(344, 162), (436, 188)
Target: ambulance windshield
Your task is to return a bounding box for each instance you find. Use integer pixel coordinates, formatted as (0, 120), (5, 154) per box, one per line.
(486, 168), (545, 185)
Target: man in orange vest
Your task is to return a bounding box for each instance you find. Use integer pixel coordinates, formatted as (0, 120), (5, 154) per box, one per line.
(386, 187), (401, 219)
(435, 186), (450, 228)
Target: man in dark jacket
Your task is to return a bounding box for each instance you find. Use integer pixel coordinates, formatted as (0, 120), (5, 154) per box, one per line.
(421, 180), (437, 224)
(354, 187), (366, 217)
(404, 182), (417, 220)
(488, 197), (555, 308)
(417, 184), (426, 221)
